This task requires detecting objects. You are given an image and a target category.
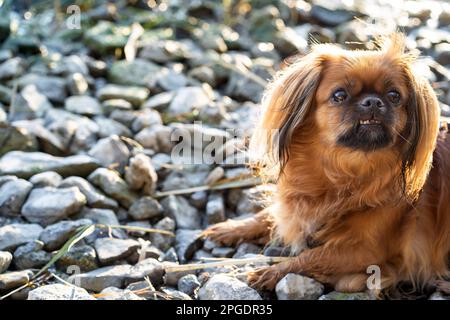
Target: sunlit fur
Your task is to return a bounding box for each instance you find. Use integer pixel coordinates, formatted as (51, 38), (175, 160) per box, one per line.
(205, 34), (449, 294)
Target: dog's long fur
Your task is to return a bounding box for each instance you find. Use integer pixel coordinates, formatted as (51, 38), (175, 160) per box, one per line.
(204, 34), (450, 294)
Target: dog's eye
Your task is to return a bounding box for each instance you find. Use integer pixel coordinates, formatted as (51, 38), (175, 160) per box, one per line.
(387, 90), (401, 104)
(332, 89), (348, 103)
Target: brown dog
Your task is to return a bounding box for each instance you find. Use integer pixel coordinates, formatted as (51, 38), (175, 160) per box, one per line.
(204, 34), (450, 294)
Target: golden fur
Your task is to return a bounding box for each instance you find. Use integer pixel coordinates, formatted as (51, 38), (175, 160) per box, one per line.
(203, 34), (449, 295)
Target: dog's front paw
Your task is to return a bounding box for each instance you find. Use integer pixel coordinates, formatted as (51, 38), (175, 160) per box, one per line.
(247, 265), (286, 291)
(201, 220), (244, 246)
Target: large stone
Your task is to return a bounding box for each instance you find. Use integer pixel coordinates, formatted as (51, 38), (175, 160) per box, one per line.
(0, 270), (34, 290)
(125, 258), (165, 286)
(56, 244), (99, 272)
(0, 251), (12, 273)
(87, 168), (138, 208)
(161, 195), (201, 230)
(68, 264), (132, 292)
(39, 219), (93, 251)
(29, 171), (63, 188)
(0, 151), (100, 178)
(98, 287), (143, 300)
(198, 274), (262, 300)
(175, 229), (204, 263)
(0, 124), (38, 156)
(13, 240), (52, 270)
(94, 238), (140, 264)
(97, 84), (149, 107)
(65, 95), (103, 116)
(108, 59), (160, 87)
(168, 87), (212, 116)
(128, 197), (163, 221)
(0, 179), (33, 216)
(10, 85), (53, 121)
(275, 274), (324, 300)
(149, 217), (175, 252)
(16, 74), (67, 103)
(0, 223), (43, 251)
(88, 135), (130, 169)
(21, 187), (87, 226)
(28, 284), (95, 300)
(59, 176), (118, 210)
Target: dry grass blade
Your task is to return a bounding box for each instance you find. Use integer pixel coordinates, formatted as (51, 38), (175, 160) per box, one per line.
(95, 224), (175, 237)
(33, 224), (96, 279)
(154, 175), (262, 198)
(165, 256), (292, 273)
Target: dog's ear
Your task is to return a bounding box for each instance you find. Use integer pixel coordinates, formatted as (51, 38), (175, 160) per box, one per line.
(249, 50), (326, 178)
(401, 69), (440, 201)
(379, 33), (440, 200)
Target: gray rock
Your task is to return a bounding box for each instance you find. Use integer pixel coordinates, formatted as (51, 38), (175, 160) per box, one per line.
(0, 269), (34, 290)
(0, 251), (12, 273)
(12, 119), (66, 155)
(39, 219), (93, 251)
(134, 125), (173, 153)
(125, 258), (165, 286)
(168, 86), (212, 116)
(94, 238), (140, 264)
(0, 124), (38, 156)
(17, 74), (67, 103)
(10, 85), (52, 121)
(0, 57), (25, 80)
(88, 168), (138, 209)
(310, 5), (356, 27)
(102, 99), (133, 114)
(206, 193), (226, 224)
(97, 84), (149, 107)
(190, 191), (208, 209)
(0, 223), (43, 251)
(199, 274), (262, 300)
(56, 244), (99, 272)
(59, 176), (118, 210)
(65, 95), (103, 116)
(178, 274), (201, 297)
(108, 59), (160, 87)
(128, 197), (163, 221)
(98, 287), (143, 300)
(142, 91), (174, 111)
(131, 109), (162, 133)
(149, 217), (175, 251)
(276, 274), (324, 300)
(29, 171), (62, 188)
(0, 175), (18, 188)
(94, 117), (132, 138)
(0, 151), (100, 179)
(163, 247), (178, 263)
(28, 284), (95, 300)
(319, 291), (375, 300)
(21, 187), (87, 226)
(211, 247), (235, 258)
(160, 287), (192, 300)
(233, 243), (261, 258)
(156, 67), (188, 91)
(68, 264), (132, 292)
(175, 229), (204, 263)
(0, 179), (33, 216)
(125, 153), (158, 195)
(161, 195), (201, 229)
(13, 240), (52, 270)
(88, 135), (130, 169)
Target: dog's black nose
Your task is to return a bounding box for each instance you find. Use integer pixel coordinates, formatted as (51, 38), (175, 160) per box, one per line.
(360, 96), (385, 109)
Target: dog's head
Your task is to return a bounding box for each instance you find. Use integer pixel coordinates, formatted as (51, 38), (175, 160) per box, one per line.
(251, 34), (439, 200)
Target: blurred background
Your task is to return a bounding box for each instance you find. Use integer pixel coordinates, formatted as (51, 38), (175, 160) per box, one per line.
(0, 0), (449, 301)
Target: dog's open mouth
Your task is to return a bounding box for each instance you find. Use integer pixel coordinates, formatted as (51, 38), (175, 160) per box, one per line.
(359, 119), (382, 125)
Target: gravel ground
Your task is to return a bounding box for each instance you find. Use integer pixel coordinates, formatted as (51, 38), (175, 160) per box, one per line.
(0, 0), (449, 300)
